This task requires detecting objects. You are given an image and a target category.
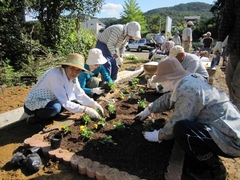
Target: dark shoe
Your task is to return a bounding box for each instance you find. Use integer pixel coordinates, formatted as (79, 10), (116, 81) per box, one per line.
(54, 113), (70, 120)
(27, 116), (40, 124)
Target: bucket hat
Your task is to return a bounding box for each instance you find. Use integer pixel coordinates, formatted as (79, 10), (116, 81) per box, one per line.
(169, 45), (184, 58)
(187, 21), (194, 26)
(60, 53), (89, 72)
(86, 48), (107, 65)
(126, 21), (141, 40)
(151, 57), (190, 83)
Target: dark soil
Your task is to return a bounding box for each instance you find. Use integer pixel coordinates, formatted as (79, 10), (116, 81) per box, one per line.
(51, 77), (175, 180)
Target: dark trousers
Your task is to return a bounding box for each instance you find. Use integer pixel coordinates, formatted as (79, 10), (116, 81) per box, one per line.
(173, 120), (233, 159)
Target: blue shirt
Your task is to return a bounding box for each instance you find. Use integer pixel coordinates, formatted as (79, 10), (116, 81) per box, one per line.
(78, 64), (113, 95)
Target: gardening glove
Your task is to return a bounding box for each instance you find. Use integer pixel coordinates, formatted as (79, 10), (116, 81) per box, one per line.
(143, 130), (162, 143)
(92, 87), (104, 95)
(92, 101), (104, 115)
(116, 57), (124, 66)
(135, 104), (152, 121)
(213, 41), (223, 54)
(84, 107), (101, 120)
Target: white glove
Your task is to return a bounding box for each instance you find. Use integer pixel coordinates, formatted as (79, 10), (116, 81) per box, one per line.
(143, 130), (162, 143)
(116, 57), (124, 66)
(92, 87), (104, 95)
(93, 102), (104, 115)
(213, 41), (223, 54)
(135, 107), (151, 121)
(84, 107), (101, 119)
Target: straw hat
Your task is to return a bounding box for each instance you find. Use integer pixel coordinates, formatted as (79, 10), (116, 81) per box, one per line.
(151, 57), (190, 83)
(187, 21), (194, 26)
(126, 21), (141, 40)
(86, 48), (107, 65)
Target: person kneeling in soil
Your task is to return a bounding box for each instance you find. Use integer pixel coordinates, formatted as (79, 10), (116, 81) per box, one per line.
(24, 53), (104, 124)
(135, 57), (240, 180)
(78, 48), (113, 100)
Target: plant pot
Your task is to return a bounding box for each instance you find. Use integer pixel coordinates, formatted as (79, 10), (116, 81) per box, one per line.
(50, 134), (62, 149)
(137, 106), (145, 113)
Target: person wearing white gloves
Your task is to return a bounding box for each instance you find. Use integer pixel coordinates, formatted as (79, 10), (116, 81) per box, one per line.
(213, 0), (240, 111)
(78, 48), (113, 100)
(135, 57), (240, 180)
(24, 53), (104, 124)
(96, 21), (141, 81)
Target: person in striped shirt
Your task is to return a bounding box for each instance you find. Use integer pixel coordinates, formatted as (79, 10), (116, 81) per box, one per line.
(96, 21), (141, 81)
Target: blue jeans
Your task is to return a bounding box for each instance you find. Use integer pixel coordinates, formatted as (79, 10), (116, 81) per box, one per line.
(96, 40), (118, 81)
(24, 100), (63, 120)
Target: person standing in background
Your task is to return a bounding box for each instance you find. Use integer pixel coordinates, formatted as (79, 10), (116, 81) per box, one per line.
(161, 37), (175, 56)
(96, 21), (141, 82)
(182, 21), (194, 52)
(172, 30), (181, 46)
(154, 30), (165, 49)
(213, 0), (240, 111)
(202, 31), (213, 56)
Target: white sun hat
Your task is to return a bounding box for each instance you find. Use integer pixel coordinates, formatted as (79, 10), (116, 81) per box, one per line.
(126, 21), (141, 40)
(86, 48), (107, 65)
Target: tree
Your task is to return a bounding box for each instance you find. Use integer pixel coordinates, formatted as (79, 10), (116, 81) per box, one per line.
(120, 0), (148, 35)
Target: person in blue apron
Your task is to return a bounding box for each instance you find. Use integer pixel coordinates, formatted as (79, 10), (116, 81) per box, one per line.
(96, 21), (141, 81)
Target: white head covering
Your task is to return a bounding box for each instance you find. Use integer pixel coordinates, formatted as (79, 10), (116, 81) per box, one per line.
(126, 21), (141, 40)
(86, 48), (107, 65)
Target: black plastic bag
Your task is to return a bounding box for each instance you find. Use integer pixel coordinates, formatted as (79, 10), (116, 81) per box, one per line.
(10, 152), (26, 166)
(24, 153), (42, 172)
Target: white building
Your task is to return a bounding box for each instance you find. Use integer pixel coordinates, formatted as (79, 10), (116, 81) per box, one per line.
(82, 19), (106, 36)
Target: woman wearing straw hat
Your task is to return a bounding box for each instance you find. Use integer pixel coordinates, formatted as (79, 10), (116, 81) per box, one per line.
(135, 57), (240, 180)
(78, 48), (113, 99)
(24, 53), (104, 124)
(96, 21), (141, 81)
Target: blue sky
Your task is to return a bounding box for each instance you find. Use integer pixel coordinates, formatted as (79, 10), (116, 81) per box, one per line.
(95, 0), (215, 18)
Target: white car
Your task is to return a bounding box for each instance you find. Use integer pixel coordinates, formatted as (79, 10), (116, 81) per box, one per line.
(126, 38), (154, 52)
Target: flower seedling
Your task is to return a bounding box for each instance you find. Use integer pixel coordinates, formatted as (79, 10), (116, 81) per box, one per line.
(131, 83), (137, 90)
(143, 119), (155, 131)
(119, 91), (125, 100)
(138, 98), (147, 108)
(60, 125), (71, 135)
(98, 117), (107, 127)
(108, 81), (115, 91)
(123, 87), (130, 94)
(79, 125), (94, 140)
(138, 88), (145, 94)
(83, 114), (92, 124)
(132, 77), (140, 84)
(107, 102), (116, 114)
(99, 135), (116, 145)
(113, 121), (125, 129)
(128, 92), (135, 101)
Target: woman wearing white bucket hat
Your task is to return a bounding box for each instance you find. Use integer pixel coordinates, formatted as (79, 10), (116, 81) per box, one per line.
(78, 48), (113, 99)
(135, 57), (240, 180)
(24, 53), (104, 124)
(96, 21), (141, 81)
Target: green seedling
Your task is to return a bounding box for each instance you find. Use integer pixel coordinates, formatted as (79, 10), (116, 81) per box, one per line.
(113, 121), (125, 129)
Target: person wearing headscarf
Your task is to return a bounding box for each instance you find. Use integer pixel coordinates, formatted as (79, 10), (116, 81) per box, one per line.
(24, 53), (104, 124)
(135, 57), (240, 180)
(96, 21), (141, 81)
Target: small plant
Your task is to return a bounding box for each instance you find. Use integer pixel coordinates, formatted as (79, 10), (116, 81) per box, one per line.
(132, 78), (140, 84)
(139, 88), (145, 94)
(143, 119), (155, 131)
(131, 83), (137, 90)
(79, 125), (94, 140)
(83, 114), (92, 124)
(113, 121), (125, 129)
(107, 102), (116, 114)
(98, 117), (107, 127)
(99, 135), (116, 145)
(108, 81), (115, 91)
(123, 87), (130, 94)
(119, 91), (125, 100)
(128, 92), (135, 100)
(138, 98), (147, 108)
(60, 125), (71, 135)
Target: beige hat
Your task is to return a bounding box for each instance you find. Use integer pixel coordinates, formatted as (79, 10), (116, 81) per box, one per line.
(60, 53), (91, 73)
(152, 57), (190, 83)
(126, 21), (141, 40)
(169, 45), (184, 58)
(86, 48), (107, 65)
(187, 21), (194, 26)
(206, 31), (211, 36)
